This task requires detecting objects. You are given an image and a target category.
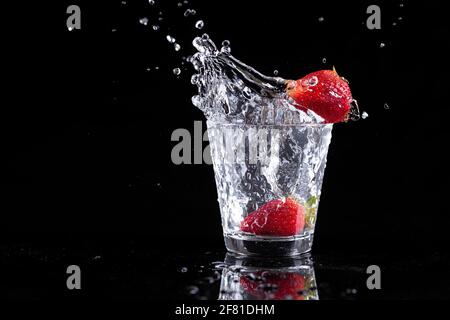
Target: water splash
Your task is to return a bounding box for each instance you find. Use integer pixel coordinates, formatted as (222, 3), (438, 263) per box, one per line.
(190, 35), (352, 124)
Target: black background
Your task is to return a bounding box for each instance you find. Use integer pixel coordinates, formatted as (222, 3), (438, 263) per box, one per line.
(1, 0), (449, 300)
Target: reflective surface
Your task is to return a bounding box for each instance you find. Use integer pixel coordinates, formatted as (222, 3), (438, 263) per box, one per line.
(1, 235), (449, 300)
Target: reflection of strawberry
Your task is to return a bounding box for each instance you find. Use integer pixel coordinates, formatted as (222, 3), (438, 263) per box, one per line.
(286, 69), (353, 123)
(240, 272), (306, 300)
(240, 197), (305, 236)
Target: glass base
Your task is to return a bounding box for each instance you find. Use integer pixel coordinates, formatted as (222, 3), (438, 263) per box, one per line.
(224, 232), (314, 256)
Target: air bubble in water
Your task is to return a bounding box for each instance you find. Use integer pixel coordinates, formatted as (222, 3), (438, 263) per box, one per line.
(166, 35), (176, 43)
(152, 25), (159, 31)
(148, 0), (155, 5)
(221, 40), (231, 53)
(174, 43), (181, 51)
(139, 17), (149, 26)
(195, 20), (204, 29)
(273, 70), (279, 76)
(201, 33), (209, 40)
(384, 103), (390, 110)
(173, 68), (181, 76)
(361, 111), (369, 119)
(380, 42), (385, 48)
(318, 17), (324, 22)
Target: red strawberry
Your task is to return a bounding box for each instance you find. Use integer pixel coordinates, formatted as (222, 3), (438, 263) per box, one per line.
(240, 197), (305, 236)
(240, 271), (306, 300)
(286, 69), (353, 123)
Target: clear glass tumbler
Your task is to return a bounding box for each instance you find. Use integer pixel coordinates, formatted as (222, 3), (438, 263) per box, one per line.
(207, 121), (333, 256)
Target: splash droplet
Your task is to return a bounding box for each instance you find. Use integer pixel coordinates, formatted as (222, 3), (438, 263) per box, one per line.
(173, 68), (181, 76)
(322, 57), (327, 63)
(174, 43), (181, 51)
(195, 20), (204, 29)
(273, 70), (279, 76)
(361, 111), (369, 119)
(139, 17), (149, 26)
(384, 103), (390, 110)
(111, 28), (117, 32)
(177, 2), (182, 7)
(398, 17), (403, 21)
(318, 17), (324, 22)
(158, 17), (163, 21)
(380, 42), (385, 48)
(393, 22), (397, 26)
(184, 9), (196, 17)
(152, 25), (159, 31)
(201, 33), (209, 40)
(148, 0), (155, 5)
(187, 285), (199, 295)
(399, 3), (404, 7)
(166, 35), (176, 43)
(179, 266), (188, 273)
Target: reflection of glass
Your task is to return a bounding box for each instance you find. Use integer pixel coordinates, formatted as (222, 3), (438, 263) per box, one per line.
(219, 253), (318, 300)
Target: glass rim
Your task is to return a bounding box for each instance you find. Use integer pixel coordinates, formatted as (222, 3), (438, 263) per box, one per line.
(206, 120), (333, 128)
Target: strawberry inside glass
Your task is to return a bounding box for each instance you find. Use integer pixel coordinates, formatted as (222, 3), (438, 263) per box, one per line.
(191, 35), (358, 256)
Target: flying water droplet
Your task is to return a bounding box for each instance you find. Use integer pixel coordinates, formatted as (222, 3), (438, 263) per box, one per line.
(399, 3), (404, 7)
(174, 43), (181, 51)
(173, 68), (181, 76)
(273, 70), (279, 76)
(398, 17), (403, 21)
(166, 35), (176, 43)
(177, 2), (182, 7)
(384, 103), (390, 109)
(348, 100), (361, 121)
(158, 17), (163, 21)
(139, 17), (149, 26)
(201, 33), (209, 40)
(361, 111), (369, 119)
(195, 20), (204, 29)
(148, 0), (155, 5)
(322, 57), (327, 63)
(243, 87), (252, 99)
(380, 42), (385, 48)
(184, 9), (196, 17)
(179, 266), (188, 273)
(393, 22), (397, 26)
(187, 285), (199, 295)
(152, 25), (159, 31)
(121, 1), (127, 5)
(221, 40), (231, 53)
(191, 74), (199, 85)
(111, 28), (117, 32)
(318, 17), (324, 22)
